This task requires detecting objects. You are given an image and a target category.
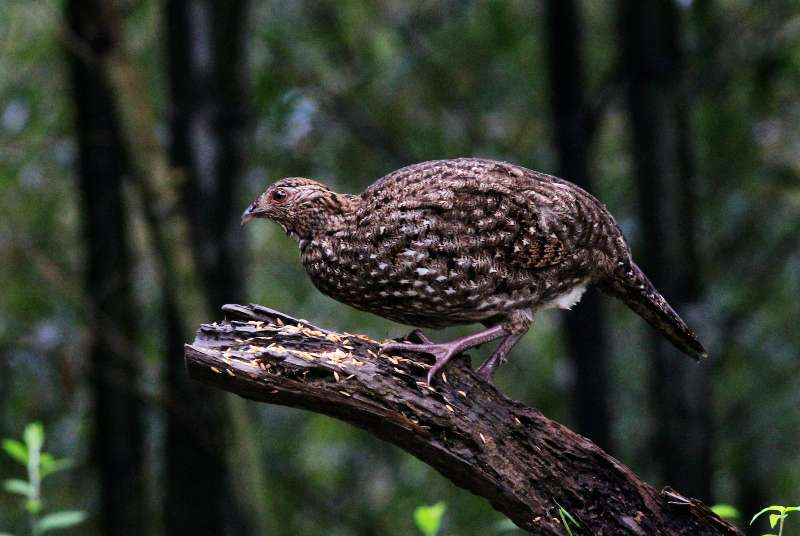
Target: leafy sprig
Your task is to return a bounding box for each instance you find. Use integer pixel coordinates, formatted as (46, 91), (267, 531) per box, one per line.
(1, 423), (86, 536)
(750, 504), (800, 536)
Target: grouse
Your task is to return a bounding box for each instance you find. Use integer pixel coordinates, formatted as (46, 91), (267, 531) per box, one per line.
(242, 158), (706, 383)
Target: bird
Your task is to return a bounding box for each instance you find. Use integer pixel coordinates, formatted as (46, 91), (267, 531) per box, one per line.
(241, 158), (706, 384)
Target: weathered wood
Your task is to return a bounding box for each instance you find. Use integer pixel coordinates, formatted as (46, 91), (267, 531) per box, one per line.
(185, 304), (740, 535)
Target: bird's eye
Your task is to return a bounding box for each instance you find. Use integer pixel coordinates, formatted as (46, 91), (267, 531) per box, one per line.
(270, 188), (288, 203)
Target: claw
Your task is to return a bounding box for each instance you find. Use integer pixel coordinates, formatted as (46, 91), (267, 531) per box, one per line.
(381, 341), (462, 385)
(426, 350), (458, 384)
(474, 364), (496, 384)
(406, 329), (435, 345)
(474, 333), (525, 383)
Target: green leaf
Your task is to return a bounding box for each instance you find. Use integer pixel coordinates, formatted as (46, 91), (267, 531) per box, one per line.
(40, 453), (54, 468)
(555, 500), (581, 536)
(491, 518), (520, 533)
(768, 513), (783, 528)
(40, 455), (72, 478)
(752, 506), (782, 525)
(711, 504), (741, 521)
(1, 439), (28, 465)
(35, 511), (87, 534)
(560, 507), (580, 528)
(23, 423), (44, 453)
(25, 498), (42, 515)
(2, 479), (32, 497)
(414, 502), (446, 536)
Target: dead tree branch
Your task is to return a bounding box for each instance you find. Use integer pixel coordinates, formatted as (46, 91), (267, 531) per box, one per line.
(185, 304), (740, 535)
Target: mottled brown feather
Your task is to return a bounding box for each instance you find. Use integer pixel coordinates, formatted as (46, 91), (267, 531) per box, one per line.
(246, 158), (706, 359)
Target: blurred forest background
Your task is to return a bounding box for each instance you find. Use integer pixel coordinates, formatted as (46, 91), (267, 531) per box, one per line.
(1, 0), (799, 534)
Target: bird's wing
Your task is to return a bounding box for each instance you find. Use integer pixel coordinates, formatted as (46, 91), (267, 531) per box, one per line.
(517, 235), (569, 269)
(357, 159), (585, 271)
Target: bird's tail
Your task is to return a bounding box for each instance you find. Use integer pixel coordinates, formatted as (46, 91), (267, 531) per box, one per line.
(600, 261), (707, 360)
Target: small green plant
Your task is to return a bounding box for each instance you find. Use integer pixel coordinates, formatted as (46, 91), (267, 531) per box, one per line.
(1, 422), (86, 536)
(555, 501), (581, 536)
(414, 501), (446, 536)
(711, 503), (741, 523)
(750, 504), (800, 536)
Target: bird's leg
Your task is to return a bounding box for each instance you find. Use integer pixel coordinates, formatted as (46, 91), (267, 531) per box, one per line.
(475, 311), (532, 382)
(382, 325), (508, 384)
(475, 333), (525, 383)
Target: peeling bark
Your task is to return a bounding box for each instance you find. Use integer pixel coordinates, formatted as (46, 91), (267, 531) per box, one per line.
(185, 304), (740, 535)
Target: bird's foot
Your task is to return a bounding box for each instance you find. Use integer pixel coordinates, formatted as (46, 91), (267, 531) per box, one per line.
(381, 340), (466, 385)
(404, 329), (435, 345)
(475, 357), (503, 383)
(382, 324), (509, 385)
(474, 333), (525, 384)
(475, 360), (498, 383)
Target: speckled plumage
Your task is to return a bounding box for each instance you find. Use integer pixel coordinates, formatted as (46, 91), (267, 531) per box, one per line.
(243, 158), (706, 382)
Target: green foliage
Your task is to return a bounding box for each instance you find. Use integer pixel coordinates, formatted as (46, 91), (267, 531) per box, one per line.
(555, 501), (580, 536)
(3, 480), (33, 497)
(1, 423), (86, 536)
(491, 518), (523, 533)
(34, 513), (87, 535)
(2, 1), (800, 534)
(711, 503), (741, 523)
(414, 502), (447, 536)
(750, 505), (800, 536)
(1, 441), (28, 465)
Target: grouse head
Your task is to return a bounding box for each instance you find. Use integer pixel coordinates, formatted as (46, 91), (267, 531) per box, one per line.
(241, 178), (357, 240)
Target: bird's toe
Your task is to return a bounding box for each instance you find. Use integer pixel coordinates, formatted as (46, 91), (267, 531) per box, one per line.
(381, 340), (460, 385)
(406, 329), (435, 345)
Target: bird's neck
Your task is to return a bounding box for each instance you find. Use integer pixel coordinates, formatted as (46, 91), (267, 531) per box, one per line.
(322, 193), (361, 232)
(294, 193), (361, 244)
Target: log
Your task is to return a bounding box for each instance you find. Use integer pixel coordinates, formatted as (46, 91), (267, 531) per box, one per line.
(184, 304), (741, 535)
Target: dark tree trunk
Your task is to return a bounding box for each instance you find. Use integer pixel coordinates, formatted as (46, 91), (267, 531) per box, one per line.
(162, 1), (253, 534)
(165, 0), (248, 311)
(689, 0), (765, 516)
(545, 0), (612, 450)
(620, 0), (712, 500)
(66, 1), (144, 533)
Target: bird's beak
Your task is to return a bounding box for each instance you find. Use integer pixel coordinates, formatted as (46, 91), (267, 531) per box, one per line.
(241, 202), (263, 226)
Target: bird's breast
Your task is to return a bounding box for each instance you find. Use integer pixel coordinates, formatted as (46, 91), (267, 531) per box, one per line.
(299, 225), (585, 328)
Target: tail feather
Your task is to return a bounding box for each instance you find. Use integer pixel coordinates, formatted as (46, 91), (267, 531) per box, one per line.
(601, 261), (707, 360)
